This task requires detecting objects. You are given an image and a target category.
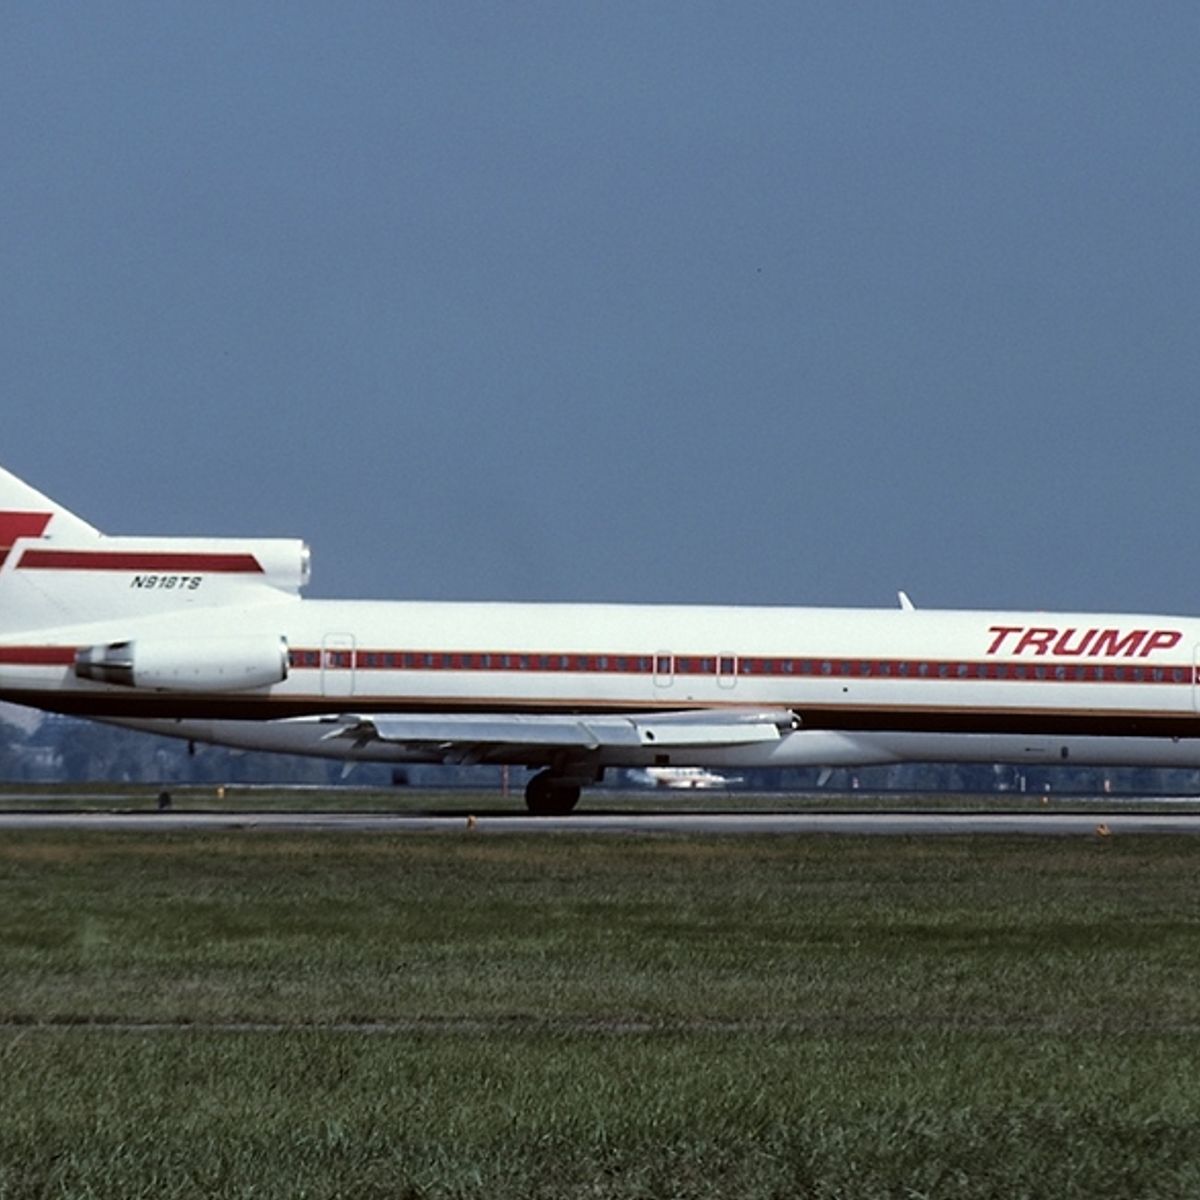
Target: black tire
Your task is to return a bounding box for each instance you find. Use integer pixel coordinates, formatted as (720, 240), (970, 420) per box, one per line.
(524, 770), (581, 815)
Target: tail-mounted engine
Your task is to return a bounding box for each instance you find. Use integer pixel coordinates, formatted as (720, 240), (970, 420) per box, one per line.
(75, 635), (289, 692)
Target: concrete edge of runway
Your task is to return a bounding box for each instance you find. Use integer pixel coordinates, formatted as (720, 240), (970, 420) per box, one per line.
(2, 810), (1200, 834)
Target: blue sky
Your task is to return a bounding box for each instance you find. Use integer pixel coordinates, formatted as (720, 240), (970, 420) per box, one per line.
(3, 4), (1198, 613)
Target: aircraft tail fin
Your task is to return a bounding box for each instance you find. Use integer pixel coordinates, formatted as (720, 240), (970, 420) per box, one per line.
(0, 464), (308, 635)
(0, 465), (101, 565)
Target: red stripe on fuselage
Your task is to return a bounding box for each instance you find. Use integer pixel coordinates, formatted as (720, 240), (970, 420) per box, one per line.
(288, 648), (1199, 686)
(16, 550), (264, 573)
(0, 642), (1192, 687)
(0, 646), (76, 666)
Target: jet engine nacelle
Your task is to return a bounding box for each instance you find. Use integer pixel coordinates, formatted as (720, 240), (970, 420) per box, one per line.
(75, 635), (289, 692)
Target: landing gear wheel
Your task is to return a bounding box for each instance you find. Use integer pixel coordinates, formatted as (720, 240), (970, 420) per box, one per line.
(524, 770), (581, 815)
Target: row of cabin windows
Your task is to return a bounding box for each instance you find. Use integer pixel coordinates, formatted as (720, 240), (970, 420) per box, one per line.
(294, 651), (658, 673)
(289, 650), (1192, 684)
(738, 660), (1190, 682)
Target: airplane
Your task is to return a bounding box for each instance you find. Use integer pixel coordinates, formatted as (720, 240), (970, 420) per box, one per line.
(4, 461), (1200, 813)
(628, 766), (739, 789)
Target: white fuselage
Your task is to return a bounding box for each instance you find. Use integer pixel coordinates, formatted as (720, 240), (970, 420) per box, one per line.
(5, 594), (1200, 771)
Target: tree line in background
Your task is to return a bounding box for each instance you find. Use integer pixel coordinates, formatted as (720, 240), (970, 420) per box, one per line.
(1, 713), (1200, 795)
(0, 715), (390, 788)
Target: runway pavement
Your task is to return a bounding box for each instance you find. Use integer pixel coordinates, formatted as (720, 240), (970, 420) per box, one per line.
(3, 809), (1200, 835)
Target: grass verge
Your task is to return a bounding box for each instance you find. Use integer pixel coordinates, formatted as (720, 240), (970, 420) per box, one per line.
(1, 831), (1199, 1197)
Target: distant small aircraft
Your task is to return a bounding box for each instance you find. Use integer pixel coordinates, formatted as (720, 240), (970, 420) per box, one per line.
(628, 766), (737, 789)
(3, 462), (1200, 812)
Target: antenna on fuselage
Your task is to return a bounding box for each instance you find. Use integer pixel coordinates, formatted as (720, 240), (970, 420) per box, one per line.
(897, 590), (916, 611)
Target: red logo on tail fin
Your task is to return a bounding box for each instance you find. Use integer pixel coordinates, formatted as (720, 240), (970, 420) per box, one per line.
(0, 512), (52, 568)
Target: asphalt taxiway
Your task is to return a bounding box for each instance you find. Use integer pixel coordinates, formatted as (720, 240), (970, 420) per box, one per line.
(2, 810), (1200, 835)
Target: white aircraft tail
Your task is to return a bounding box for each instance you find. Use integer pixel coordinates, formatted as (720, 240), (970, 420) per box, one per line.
(0, 464), (102, 564)
(0, 465), (309, 635)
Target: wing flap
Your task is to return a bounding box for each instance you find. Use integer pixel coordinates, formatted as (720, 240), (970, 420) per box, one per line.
(316, 709), (794, 751)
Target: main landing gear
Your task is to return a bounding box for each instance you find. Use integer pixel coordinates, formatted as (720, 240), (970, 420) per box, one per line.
(524, 769), (581, 815)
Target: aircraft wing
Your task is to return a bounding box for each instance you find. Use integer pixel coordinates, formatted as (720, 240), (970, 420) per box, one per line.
(316, 708), (796, 756)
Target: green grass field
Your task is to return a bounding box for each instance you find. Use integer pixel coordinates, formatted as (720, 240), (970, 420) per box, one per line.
(2, 827), (1200, 1197)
